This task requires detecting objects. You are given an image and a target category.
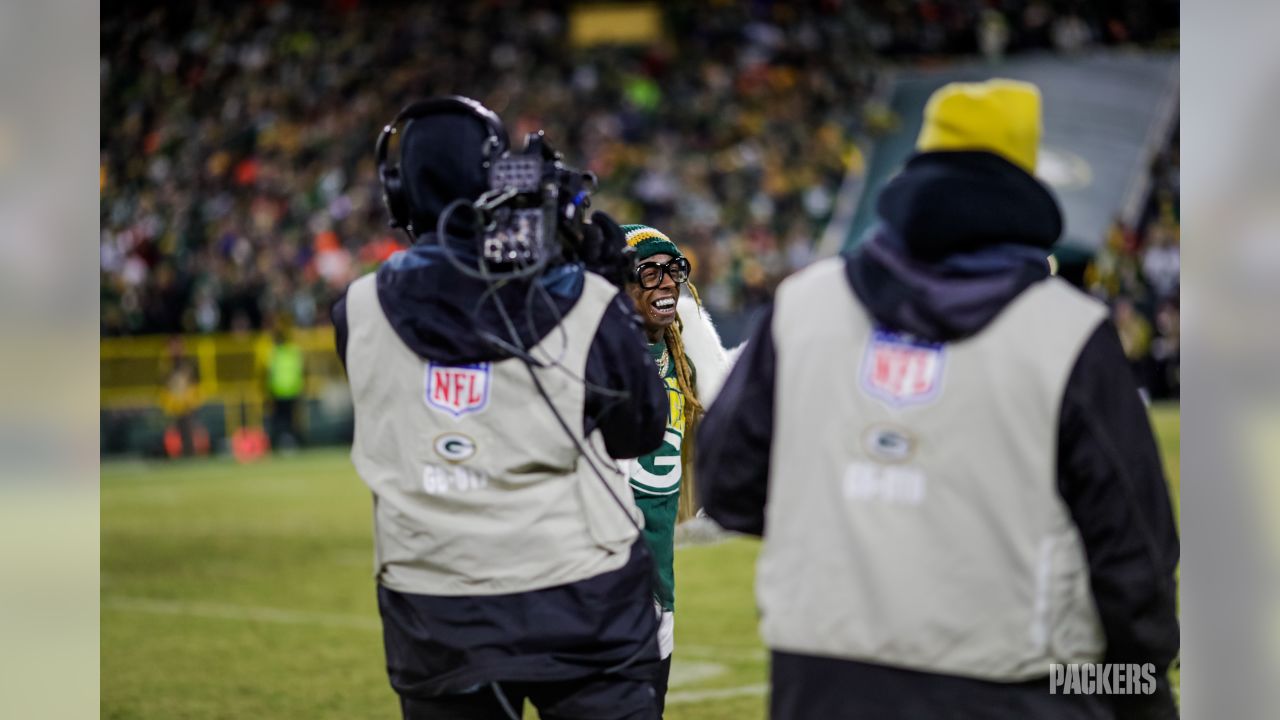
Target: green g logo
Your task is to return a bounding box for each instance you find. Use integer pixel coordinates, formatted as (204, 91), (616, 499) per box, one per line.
(434, 433), (477, 463)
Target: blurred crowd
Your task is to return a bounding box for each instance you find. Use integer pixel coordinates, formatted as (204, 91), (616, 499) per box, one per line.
(100, 0), (1177, 338)
(1084, 129), (1180, 399)
(100, 0), (879, 336)
(861, 0), (1177, 59)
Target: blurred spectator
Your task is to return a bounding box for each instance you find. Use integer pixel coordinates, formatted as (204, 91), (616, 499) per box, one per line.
(266, 329), (305, 451)
(1142, 219), (1180, 300)
(1051, 14), (1093, 53)
(978, 8), (1011, 61)
(158, 337), (209, 458)
(1151, 297), (1180, 399)
(1113, 297), (1153, 391)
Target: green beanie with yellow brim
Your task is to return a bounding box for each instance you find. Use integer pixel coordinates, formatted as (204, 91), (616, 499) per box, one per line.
(621, 224), (682, 262)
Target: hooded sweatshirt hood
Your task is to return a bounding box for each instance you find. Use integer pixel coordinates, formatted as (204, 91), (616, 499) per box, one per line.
(847, 151), (1058, 341)
(399, 109), (506, 238)
(376, 239), (585, 364)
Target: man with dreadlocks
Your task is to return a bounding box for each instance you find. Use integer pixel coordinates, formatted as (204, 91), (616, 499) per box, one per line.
(619, 223), (732, 717)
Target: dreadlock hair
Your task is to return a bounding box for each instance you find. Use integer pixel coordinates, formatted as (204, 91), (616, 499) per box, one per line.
(667, 282), (705, 523)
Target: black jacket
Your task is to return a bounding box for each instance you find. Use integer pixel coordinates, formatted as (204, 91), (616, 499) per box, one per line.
(331, 242), (667, 694)
(697, 152), (1179, 719)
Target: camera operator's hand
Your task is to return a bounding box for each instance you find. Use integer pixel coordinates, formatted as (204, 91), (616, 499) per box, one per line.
(582, 211), (635, 289)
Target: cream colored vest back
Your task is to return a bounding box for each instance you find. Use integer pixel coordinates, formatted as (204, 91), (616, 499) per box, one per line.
(345, 271), (640, 596)
(760, 257), (1108, 681)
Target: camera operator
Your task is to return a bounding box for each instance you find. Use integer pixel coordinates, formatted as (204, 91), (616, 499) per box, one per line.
(696, 80), (1178, 719)
(332, 97), (668, 720)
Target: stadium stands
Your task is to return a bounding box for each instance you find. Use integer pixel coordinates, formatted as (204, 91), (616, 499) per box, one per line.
(101, 1), (1176, 339)
(100, 0), (1179, 454)
(100, 1), (882, 338)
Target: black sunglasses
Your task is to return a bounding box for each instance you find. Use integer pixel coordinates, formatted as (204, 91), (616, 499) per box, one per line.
(634, 257), (691, 289)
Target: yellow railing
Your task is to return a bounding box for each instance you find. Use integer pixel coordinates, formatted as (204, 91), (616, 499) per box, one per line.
(100, 329), (346, 437)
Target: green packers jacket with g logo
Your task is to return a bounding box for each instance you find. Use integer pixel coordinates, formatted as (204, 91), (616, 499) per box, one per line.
(629, 339), (687, 612)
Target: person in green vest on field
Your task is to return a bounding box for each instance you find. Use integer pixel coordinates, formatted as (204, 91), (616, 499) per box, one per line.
(267, 328), (306, 451)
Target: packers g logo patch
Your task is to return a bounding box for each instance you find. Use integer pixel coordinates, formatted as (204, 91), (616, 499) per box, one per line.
(862, 424), (916, 464)
(434, 433), (477, 463)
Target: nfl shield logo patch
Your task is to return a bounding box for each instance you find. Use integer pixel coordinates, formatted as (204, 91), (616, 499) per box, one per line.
(860, 329), (945, 407)
(424, 362), (492, 418)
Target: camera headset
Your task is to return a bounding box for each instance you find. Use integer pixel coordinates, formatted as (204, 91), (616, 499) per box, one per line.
(375, 96), (508, 237)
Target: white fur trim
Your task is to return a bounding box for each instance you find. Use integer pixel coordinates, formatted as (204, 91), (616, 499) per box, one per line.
(676, 295), (736, 406)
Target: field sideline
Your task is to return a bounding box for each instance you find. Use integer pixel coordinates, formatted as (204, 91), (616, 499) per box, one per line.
(102, 404), (1180, 719)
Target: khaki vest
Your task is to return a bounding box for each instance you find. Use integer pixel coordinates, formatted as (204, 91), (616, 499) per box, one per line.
(760, 257), (1108, 681)
(345, 271), (640, 596)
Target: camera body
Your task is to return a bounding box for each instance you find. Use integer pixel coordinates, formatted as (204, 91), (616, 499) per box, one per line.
(478, 131), (597, 268)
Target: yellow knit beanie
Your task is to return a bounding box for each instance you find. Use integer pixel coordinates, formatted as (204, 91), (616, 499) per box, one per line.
(916, 79), (1042, 174)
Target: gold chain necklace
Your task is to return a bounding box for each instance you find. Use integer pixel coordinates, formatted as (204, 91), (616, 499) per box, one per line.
(656, 346), (671, 377)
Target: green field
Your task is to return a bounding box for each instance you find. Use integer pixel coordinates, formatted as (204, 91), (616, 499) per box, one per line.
(102, 405), (1180, 719)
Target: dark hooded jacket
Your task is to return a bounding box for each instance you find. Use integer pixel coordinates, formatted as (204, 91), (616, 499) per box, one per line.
(332, 110), (668, 696)
(697, 151), (1179, 720)
(332, 240), (666, 459)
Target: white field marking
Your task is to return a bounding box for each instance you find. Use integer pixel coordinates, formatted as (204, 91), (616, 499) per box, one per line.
(665, 683), (769, 705)
(102, 596), (379, 631)
(667, 660), (727, 688)
(673, 536), (733, 550)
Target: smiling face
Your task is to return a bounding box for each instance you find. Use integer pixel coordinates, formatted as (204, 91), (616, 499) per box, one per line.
(627, 252), (681, 343)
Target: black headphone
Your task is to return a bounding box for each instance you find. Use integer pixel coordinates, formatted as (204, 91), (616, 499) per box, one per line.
(374, 96), (509, 235)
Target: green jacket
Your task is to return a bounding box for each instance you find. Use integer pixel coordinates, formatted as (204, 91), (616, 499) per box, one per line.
(629, 339), (686, 611)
